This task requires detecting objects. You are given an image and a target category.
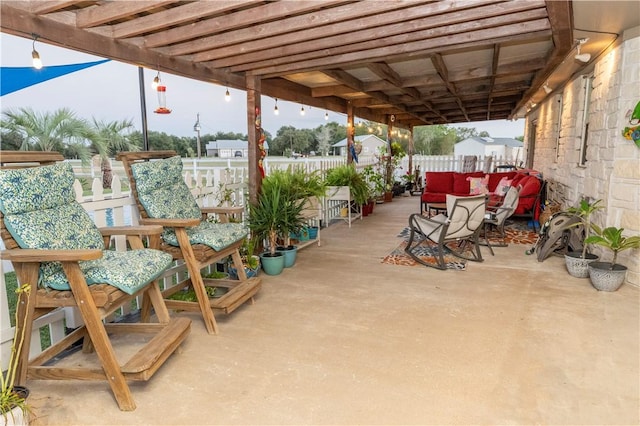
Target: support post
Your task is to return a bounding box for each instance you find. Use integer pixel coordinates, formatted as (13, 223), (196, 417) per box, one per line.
(246, 76), (262, 205)
(346, 102), (354, 164)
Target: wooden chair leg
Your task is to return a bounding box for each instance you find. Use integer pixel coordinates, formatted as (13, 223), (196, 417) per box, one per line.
(61, 261), (136, 411)
(174, 228), (219, 335)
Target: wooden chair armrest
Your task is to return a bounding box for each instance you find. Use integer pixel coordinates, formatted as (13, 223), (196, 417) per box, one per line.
(139, 218), (201, 227)
(201, 206), (244, 215)
(98, 225), (164, 236)
(1, 248), (102, 262)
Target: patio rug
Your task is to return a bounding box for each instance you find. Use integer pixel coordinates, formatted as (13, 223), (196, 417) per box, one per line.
(381, 223), (538, 269)
(382, 239), (468, 270)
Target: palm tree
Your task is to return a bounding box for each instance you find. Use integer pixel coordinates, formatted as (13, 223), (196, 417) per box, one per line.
(89, 118), (139, 187)
(1, 107), (92, 160)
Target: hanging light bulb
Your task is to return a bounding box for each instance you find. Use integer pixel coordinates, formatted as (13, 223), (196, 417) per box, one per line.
(300, 105), (305, 116)
(151, 71), (160, 90)
(325, 111), (329, 120)
(225, 88), (231, 102)
(274, 98), (279, 115)
(31, 34), (42, 70)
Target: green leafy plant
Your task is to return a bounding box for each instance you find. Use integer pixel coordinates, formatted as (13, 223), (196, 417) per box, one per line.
(1, 283), (32, 421)
(566, 198), (604, 258)
(325, 164), (369, 205)
(361, 165), (385, 200)
(584, 226), (640, 268)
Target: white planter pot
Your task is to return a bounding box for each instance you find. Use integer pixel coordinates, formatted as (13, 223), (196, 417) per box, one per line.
(588, 262), (627, 292)
(565, 252), (598, 278)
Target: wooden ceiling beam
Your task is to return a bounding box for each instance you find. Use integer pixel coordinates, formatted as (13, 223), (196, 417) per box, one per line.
(230, 7), (549, 73)
(510, 0), (574, 117)
(27, 1), (81, 15)
(143, 0), (350, 49)
(75, 1), (176, 28)
(247, 20), (552, 77)
(194, 0), (496, 64)
(181, 0), (430, 59)
(109, 1), (255, 39)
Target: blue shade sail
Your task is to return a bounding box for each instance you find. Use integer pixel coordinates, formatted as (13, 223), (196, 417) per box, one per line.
(1, 59), (110, 96)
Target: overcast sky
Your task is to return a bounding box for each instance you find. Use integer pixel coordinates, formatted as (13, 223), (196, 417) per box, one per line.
(1, 33), (525, 139)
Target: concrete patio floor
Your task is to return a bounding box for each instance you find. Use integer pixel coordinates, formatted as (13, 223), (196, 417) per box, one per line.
(28, 195), (639, 425)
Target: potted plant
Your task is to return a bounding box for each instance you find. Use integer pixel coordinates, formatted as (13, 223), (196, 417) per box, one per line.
(249, 178), (287, 275)
(564, 198), (603, 278)
(229, 237), (261, 279)
(584, 226), (640, 291)
(267, 167), (325, 267)
(2, 283), (32, 426)
(325, 164), (369, 207)
(361, 165), (384, 209)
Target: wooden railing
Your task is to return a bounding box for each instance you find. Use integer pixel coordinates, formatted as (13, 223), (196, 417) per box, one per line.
(1, 153), (518, 369)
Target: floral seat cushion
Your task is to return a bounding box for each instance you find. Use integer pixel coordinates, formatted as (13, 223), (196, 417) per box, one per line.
(41, 249), (173, 294)
(162, 221), (247, 251)
(131, 156), (248, 250)
(0, 162), (172, 295)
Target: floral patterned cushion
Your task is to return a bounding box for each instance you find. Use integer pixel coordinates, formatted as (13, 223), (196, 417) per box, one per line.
(163, 221), (247, 251)
(41, 249), (173, 295)
(0, 162), (104, 250)
(130, 156), (201, 219)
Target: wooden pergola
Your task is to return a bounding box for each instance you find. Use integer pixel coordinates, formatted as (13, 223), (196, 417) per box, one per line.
(0, 0), (618, 202)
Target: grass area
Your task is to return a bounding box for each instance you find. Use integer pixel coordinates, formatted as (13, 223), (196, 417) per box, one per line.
(5, 272), (51, 347)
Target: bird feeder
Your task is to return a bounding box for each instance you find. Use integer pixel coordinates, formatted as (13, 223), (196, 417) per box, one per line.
(154, 85), (171, 114)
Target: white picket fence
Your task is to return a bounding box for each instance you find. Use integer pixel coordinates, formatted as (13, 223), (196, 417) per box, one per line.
(1, 153), (514, 370)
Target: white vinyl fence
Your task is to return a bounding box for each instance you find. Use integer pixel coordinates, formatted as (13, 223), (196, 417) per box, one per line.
(1, 153), (516, 370)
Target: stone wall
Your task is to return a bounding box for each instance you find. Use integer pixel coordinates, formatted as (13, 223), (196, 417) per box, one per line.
(524, 26), (640, 287)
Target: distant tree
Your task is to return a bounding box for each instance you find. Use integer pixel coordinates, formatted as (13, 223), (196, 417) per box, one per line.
(515, 135), (524, 142)
(413, 124), (456, 155)
(453, 126), (479, 142)
(213, 131), (246, 140)
(478, 130), (490, 137)
(0, 107), (92, 161)
(315, 125), (333, 156)
(88, 118), (139, 187)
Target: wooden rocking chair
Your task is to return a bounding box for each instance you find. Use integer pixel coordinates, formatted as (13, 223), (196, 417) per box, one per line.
(117, 151), (261, 335)
(0, 152), (191, 411)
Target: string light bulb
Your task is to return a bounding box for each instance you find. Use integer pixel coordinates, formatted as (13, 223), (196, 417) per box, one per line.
(325, 111), (329, 120)
(31, 34), (42, 70)
(300, 105), (305, 116)
(274, 98), (279, 115)
(225, 88), (231, 102)
(151, 71), (160, 90)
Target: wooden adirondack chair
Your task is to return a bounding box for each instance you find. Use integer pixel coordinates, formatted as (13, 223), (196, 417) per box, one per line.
(0, 152), (191, 411)
(117, 151), (261, 335)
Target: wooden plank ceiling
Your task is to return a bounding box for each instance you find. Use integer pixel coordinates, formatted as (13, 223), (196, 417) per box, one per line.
(0, 0), (575, 129)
